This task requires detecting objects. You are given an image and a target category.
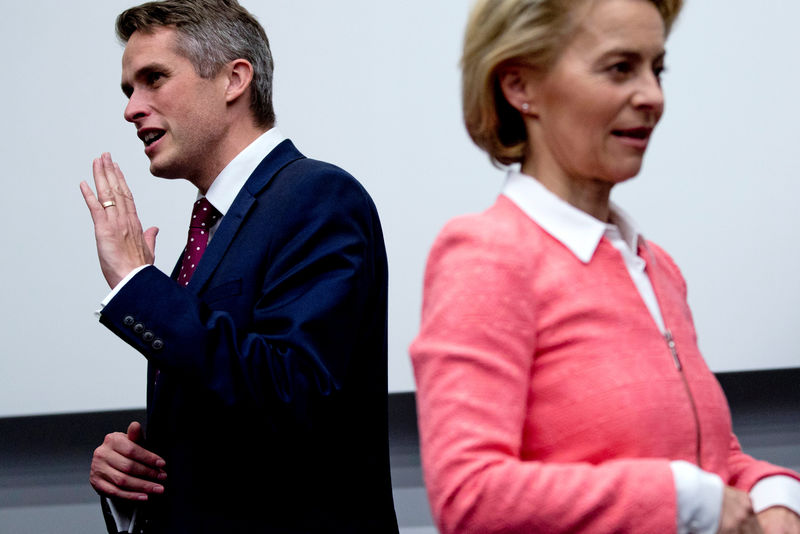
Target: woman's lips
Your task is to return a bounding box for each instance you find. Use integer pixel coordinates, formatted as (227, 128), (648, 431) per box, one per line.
(612, 127), (652, 150)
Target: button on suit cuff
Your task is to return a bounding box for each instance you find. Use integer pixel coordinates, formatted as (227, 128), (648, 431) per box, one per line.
(95, 265), (150, 318)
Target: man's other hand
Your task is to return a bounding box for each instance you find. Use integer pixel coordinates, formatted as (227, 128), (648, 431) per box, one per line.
(90, 421), (167, 501)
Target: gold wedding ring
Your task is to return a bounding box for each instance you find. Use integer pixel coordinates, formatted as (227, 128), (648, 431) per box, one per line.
(101, 200), (116, 209)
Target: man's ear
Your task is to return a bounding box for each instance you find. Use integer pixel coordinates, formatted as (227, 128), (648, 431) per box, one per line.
(498, 64), (538, 117)
(224, 58), (254, 103)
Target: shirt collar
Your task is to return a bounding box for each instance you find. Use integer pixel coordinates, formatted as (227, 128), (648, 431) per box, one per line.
(202, 127), (287, 215)
(501, 169), (642, 263)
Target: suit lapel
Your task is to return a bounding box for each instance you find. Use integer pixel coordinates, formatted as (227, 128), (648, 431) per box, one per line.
(186, 139), (305, 294)
(148, 140), (304, 427)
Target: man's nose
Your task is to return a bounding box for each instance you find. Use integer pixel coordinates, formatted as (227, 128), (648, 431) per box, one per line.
(124, 91), (148, 123)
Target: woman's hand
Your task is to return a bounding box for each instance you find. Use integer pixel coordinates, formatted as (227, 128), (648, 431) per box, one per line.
(717, 486), (764, 534)
(757, 506), (800, 534)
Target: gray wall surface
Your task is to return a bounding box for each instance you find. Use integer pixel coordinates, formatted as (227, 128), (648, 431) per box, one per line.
(3, 0), (800, 418)
(2, 370), (799, 533)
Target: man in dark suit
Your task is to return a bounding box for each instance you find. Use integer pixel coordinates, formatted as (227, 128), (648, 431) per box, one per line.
(80, 1), (398, 532)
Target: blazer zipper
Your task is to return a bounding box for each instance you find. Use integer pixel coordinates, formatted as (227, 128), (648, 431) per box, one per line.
(665, 329), (702, 467)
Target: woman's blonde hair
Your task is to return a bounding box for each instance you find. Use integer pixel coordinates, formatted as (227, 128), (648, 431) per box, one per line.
(462, 0), (683, 166)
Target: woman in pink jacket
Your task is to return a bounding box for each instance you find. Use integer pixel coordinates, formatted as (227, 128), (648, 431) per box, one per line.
(409, 0), (800, 533)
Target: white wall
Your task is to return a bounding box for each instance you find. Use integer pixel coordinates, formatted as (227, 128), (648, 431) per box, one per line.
(0, 0), (797, 417)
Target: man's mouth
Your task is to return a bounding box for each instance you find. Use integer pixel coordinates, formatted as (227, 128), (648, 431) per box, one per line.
(140, 129), (166, 147)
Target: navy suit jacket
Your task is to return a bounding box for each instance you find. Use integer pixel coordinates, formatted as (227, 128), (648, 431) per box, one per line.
(100, 140), (399, 533)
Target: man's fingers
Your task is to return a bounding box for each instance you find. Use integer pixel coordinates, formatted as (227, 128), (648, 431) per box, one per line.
(90, 453), (165, 501)
(111, 160), (138, 214)
(143, 227), (159, 257)
(91, 157), (114, 205)
(90, 477), (151, 502)
(103, 448), (166, 482)
(101, 153), (131, 218)
(100, 153), (120, 191)
(118, 171), (139, 216)
(89, 428), (167, 501)
(84, 154), (154, 286)
(79, 181), (105, 224)
(95, 452), (165, 484)
(106, 431), (166, 469)
(126, 421), (144, 443)
(124, 421), (166, 471)
(102, 153), (133, 200)
(92, 153), (132, 216)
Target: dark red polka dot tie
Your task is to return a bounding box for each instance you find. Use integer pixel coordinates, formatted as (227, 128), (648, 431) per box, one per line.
(177, 197), (221, 286)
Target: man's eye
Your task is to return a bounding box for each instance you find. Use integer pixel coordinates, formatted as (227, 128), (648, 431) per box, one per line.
(147, 72), (164, 85)
(611, 62), (633, 75)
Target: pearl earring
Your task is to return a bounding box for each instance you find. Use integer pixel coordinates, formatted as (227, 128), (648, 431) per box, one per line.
(521, 102), (530, 112)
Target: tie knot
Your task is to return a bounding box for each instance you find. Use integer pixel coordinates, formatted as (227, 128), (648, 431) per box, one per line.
(190, 197), (221, 229)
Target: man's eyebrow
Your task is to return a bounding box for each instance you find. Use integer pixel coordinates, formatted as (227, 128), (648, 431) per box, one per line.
(120, 63), (170, 97)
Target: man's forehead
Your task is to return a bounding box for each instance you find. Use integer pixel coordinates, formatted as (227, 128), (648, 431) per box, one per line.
(120, 27), (182, 82)
(122, 26), (179, 67)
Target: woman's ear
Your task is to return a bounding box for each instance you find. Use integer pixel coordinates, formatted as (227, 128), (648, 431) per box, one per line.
(498, 65), (538, 117)
(224, 58), (254, 103)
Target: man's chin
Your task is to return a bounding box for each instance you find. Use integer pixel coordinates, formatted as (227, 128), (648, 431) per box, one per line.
(148, 161), (186, 180)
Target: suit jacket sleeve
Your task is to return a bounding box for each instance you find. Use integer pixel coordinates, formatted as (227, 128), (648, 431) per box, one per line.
(98, 158), (386, 424)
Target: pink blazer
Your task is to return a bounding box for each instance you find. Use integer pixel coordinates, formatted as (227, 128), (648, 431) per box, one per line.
(410, 195), (799, 534)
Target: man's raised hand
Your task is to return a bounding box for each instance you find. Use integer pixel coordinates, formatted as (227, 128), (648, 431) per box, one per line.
(80, 152), (158, 288)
